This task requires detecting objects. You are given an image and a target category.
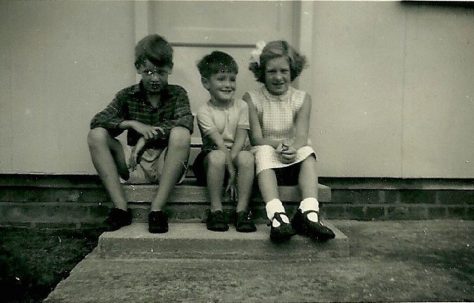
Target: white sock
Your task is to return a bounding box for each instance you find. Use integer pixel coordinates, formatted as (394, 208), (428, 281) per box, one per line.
(299, 197), (320, 222)
(265, 199), (289, 227)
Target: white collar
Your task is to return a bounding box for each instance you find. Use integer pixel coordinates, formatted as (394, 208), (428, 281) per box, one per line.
(261, 85), (293, 102)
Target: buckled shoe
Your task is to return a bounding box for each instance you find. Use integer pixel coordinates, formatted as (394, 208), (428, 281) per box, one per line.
(292, 209), (335, 241)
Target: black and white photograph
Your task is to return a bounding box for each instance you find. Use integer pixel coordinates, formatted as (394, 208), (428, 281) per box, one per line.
(1, 1), (473, 302)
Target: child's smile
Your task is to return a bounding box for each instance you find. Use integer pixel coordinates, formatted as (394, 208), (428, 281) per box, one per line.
(204, 72), (236, 104)
(264, 56), (291, 96)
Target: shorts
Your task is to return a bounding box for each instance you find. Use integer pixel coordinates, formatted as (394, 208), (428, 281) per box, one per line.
(192, 149), (230, 186)
(120, 144), (188, 185)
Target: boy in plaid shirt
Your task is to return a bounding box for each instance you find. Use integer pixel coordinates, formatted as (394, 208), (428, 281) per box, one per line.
(88, 34), (193, 233)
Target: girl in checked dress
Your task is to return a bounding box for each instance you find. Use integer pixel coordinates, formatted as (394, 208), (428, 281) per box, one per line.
(243, 40), (335, 243)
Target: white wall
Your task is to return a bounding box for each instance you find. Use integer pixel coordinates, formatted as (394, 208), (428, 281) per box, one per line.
(0, 1), (473, 178)
(310, 2), (474, 178)
(0, 1), (136, 173)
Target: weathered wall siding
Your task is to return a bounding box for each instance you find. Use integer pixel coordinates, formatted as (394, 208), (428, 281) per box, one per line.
(311, 2), (474, 177)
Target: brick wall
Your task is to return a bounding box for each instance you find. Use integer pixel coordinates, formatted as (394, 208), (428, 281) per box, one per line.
(320, 178), (474, 221)
(0, 175), (473, 228)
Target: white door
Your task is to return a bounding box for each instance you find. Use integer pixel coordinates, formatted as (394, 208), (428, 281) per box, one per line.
(135, 1), (299, 141)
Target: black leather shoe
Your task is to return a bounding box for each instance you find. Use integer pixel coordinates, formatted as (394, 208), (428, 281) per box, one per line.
(148, 211), (168, 233)
(269, 212), (295, 243)
(104, 208), (132, 231)
(235, 211), (257, 233)
(207, 210), (229, 232)
(292, 209), (335, 241)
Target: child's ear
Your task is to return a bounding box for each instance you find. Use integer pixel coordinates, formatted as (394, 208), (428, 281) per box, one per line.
(201, 77), (210, 90)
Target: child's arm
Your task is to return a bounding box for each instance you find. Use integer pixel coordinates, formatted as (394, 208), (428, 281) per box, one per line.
(90, 90), (162, 140)
(243, 93), (282, 148)
(197, 108), (236, 196)
(129, 136), (147, 171)
(230, 128), (248, 160)
(292, 93), (312, 150)
(119, 121), (164, 141)
(278, 94), (312, 164)
(90, 93), (127, 137)
(230, 101), (251, 160)
(151, 87), (194, 138)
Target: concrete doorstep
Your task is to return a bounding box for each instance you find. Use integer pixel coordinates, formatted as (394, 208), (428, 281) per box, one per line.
(45, 221), (348, 303)
(97, 222), (349, 260)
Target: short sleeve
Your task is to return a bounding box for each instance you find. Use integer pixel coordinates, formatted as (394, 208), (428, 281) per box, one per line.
(291, 88), (306, 114)
(196, 105), (217, 137)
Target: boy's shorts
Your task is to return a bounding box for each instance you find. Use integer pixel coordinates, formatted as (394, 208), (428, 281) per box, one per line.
(192, 149), (230, 186)
(120, 144), (188, 185)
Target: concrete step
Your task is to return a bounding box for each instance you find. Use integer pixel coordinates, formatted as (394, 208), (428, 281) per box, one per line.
(123, 183), (332, 223)
(46, 252), (358, 303)
(0, 173), (333, 226)
(123, 183), (332, 203)
(97, 222), (349, 259)
(0, 182), (331, 203)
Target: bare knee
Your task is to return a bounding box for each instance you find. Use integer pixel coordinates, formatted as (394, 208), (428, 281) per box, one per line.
(168, 127), (191, 150)
(87, 128), (110, 148)
(300, 155), (317, 170)
(207, 150), (226, 168)
(235, 151), (254, 170)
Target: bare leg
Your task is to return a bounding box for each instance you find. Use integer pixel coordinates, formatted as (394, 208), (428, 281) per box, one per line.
(298, 155), (318, 200)
(87, 128), (128, 210)
(258, 169), (280, 203)
(150, 127), (190, 211)
(234, 151), (255, 212)
(205, 150), (226, 212)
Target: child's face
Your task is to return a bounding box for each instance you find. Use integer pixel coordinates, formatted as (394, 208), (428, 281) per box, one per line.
(264, 56), (291, 96)
(137, 59), (171, 94)
(203, 71), (237, 104)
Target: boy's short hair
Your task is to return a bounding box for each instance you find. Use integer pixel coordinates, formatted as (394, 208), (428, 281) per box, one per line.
(134, 34), (173, 69)
(197, 51), (238, 79)
(249, 40), (306, 83)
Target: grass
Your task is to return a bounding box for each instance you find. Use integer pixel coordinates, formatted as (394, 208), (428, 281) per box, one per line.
(1, 220), (473, 302)
(0, 227), (101, 303)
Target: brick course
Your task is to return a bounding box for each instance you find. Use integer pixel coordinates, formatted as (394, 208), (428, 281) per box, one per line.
(1, 175), (473, 227)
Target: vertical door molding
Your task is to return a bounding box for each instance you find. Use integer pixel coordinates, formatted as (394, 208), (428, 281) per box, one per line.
(133, 1), (150, 82)
(134, 1), (150, 43)
(297, 1), (314, 95)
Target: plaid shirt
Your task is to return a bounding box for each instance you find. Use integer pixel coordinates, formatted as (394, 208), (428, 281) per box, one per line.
(90, 82), (194, 147)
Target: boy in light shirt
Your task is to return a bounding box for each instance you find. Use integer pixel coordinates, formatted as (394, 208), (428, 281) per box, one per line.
(194, 51), (256, 232)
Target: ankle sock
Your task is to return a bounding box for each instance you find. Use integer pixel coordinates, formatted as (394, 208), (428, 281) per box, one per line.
(265, 199), (289, 227)
(299, 197), (319, 222)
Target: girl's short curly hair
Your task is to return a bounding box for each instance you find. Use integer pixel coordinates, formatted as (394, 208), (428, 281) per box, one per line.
(248, 40), (307, 83)
(134, 34), (173, 69)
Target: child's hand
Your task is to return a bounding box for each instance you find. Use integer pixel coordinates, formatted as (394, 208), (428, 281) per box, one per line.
(275, 142), (286, 154)
(280, 146), (297, 164)
(225, 165), (237, 201)
(130, 121), (164, 140)
(277, 141), (296, 164)
(129, 138), (146, 171)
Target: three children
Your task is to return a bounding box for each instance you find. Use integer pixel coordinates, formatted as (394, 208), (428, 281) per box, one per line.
(88, 34), (334, 243)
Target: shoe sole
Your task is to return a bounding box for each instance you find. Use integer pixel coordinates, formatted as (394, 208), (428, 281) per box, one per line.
(207, 226), (229, 232)
(295, 224), (335, 241)
(148, 228), (168, 234)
